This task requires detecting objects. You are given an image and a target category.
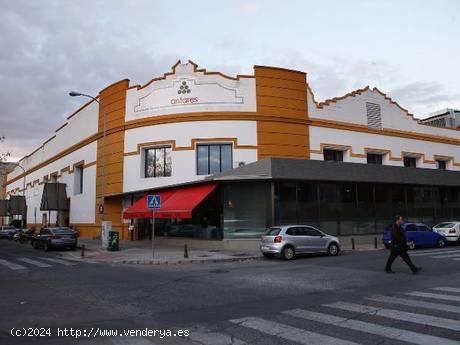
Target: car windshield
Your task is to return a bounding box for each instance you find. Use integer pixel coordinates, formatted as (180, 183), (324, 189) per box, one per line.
(434, 223), (456, 229)
(265, 228), (281, 236)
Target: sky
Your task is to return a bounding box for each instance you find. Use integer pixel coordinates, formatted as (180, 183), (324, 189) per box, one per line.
(1, 0), (459, 161)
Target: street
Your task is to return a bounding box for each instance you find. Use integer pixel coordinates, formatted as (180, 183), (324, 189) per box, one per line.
(1, 240), (459, 345)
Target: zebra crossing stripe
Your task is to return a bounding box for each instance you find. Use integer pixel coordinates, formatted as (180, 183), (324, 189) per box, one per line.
(324, 301), (460, 332)
(0, 259), (26, 270)
(17, 258), (52, 268)
(431, 287), (460, 294)
(229, 316), (361, 345)
(405, 291), (460, 302)
(37, 257), (76, 266)
(430, 253), (460, 259)
(366, 295), (460, 314)
(283, 309), (459, 345)
(411, 249), (460, 257)
(189, 331), (247, 345)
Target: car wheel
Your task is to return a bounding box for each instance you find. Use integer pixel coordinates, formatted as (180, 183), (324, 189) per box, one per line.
(437, 238), (446, 248)
(44, 241), (51, 252)
(327, 243), (340, 256)
(281, 246), (295, 260)
(407, 240), (416, 250)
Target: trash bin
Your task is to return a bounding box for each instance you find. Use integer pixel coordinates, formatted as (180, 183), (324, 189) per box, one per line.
(107, 231), (119, 251)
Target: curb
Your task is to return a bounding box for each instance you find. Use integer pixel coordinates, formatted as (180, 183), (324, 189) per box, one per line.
(121, 256), (263, 266)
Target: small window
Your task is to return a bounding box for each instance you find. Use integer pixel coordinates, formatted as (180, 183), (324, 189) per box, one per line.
(437, 160), (447, 170)
(145, 146), (172, 178)
(403, 157), (417, 168)
(417, 225), (431, 232)
(323, 149), (343, 162)
(367, 153), (383, 165)
(286, 227), (301, 236)
(265, 228), (281, 236)
(304, 227), (322, 237)
(196, 144), (233, 175)
(74, 166), (84, 195)
(50, 174), (58, 183)
(405, 224), (417, 232)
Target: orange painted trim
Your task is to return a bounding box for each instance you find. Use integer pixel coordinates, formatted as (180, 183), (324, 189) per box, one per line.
(254, 65), (306, 75)
(128, 59), (254, 92)
(124, 137), (257, 156)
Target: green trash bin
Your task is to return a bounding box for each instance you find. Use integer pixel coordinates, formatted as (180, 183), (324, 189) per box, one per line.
(107, 231), (119, 251)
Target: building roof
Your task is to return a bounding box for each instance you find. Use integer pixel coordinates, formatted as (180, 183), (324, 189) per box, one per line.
(211, 158), (460, 187)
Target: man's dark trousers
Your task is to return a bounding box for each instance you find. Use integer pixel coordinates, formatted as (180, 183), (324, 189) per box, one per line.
(385, 248), (417, 272)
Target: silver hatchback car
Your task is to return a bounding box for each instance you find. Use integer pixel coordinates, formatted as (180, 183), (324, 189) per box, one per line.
(260, 225), (340, 260)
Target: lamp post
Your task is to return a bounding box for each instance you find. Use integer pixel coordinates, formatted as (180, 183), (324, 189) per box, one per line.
(16, 163), (27, 228)
(69, 91), (106, 222)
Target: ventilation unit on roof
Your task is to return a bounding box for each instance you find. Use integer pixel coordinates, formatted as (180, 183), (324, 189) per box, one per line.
(366, 102), (382, 129)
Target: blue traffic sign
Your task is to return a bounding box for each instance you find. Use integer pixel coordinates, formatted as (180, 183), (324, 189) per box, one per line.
(147, 195), (161, 209)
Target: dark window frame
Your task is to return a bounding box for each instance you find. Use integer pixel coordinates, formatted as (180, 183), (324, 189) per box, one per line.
(323, 149), (344, 162)
(437, 160), (447, 170)
(196, 143), (233, 175)
(144, 146), (172, 178)
(403, 156), (417, 168)
(74, 165), (84, 195)
(367, 153), (383, 165)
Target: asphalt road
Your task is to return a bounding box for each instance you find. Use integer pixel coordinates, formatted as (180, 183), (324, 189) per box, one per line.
(0, 239), (459, 345)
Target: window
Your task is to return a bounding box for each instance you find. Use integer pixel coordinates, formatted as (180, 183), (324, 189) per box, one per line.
(50, 174), (58, 182)
(74, 166), (84, 195)
(304, 227), (322, 237)
(145, 146), (172, 178)
(323, 149), (343, 162)
(367, 153), (383, 165)
(417, 225), (431, 232)
(197, 144), (232, 175)
(437, 160), (447, 170)
(403, 157), (417, 168)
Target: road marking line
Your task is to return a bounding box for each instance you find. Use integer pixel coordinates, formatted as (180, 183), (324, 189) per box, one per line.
(411, 249), (460, 257)
(431, 287), (460, 294)
(366, 295), (460, 314)
(405, 291), (460, 302)
(189, 331), (247, 345)
(37, 257), (76, 266)
(229, 316), (361, 345)
(283, 309), (459, 345)
(0, 259), (27, 270)
(324, 301), (460, 332)
(430, 253), (460, 259)
(17, 258), (52, 268)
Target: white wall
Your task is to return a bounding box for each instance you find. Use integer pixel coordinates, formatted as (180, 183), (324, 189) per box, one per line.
(123, 120), (258, 193)
(309, 126), (460, 170)
(6, 142), (98, 225)
(125, 62), (256, 121)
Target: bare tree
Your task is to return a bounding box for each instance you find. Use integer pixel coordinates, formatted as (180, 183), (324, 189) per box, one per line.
(0, 136), (11, 162)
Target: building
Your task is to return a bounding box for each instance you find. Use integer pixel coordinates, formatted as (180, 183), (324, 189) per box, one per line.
(4, 60), (460, 242)
(420, 108), (460, 129)
(1, 162), (17, 225)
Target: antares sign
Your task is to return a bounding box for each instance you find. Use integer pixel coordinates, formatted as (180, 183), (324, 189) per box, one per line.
(125, 61), (256, 121)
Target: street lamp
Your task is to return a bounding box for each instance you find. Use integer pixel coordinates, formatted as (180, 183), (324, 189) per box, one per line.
(69, 91), (106, 222)
(16, 163), (27, 228)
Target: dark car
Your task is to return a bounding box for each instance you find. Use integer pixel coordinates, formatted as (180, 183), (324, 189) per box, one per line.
(32, 227), (78, 251)
(383, 223), (447, 250)
(0, 225), (18, 239)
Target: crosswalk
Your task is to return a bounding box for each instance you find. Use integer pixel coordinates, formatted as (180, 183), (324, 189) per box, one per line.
(0, 256), (86, 270)
(187, 285), (460, 345)
(410, 248), (460, 263)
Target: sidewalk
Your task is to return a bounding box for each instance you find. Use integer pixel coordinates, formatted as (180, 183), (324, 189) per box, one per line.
(55, 237), (383, 266)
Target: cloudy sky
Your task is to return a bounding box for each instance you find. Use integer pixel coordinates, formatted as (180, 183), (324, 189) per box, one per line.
(1, 0), (459, 161)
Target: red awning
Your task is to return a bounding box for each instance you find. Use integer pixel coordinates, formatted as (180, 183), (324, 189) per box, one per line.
(123, 183), (217, 219)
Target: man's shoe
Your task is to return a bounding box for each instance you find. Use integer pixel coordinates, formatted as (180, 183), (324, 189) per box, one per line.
(385, 269), (395, 274)
(412, 267), (422, 274)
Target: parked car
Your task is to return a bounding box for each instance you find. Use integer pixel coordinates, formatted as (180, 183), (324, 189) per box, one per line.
(433, 222), (460, 244)
(0, 225), (18, 239)
(260, 225), (340, 260)
(13, 228), (36, 243)
(32, 227), (78, 251)
(383, 223), (447, 250)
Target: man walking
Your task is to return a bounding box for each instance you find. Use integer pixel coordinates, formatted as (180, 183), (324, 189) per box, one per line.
(385, 215), (422, 274)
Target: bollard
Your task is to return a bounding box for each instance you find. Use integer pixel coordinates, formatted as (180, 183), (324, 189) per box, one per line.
(351, 238), (355, 250)
(81, 244), (85, 257)
(374, 237), (378, 249)
(184, 244), (189, 258)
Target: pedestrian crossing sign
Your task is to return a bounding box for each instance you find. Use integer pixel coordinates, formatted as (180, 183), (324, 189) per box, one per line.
(147, 195), (161, 209)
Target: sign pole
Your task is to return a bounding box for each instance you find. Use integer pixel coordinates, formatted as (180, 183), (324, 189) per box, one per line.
(152, 208), (155, 260)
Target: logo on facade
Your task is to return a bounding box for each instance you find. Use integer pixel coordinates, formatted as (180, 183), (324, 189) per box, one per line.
(178, 81), (191, 95)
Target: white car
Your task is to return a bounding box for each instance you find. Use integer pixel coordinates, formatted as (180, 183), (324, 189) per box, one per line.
(433, 222), (460, 243)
